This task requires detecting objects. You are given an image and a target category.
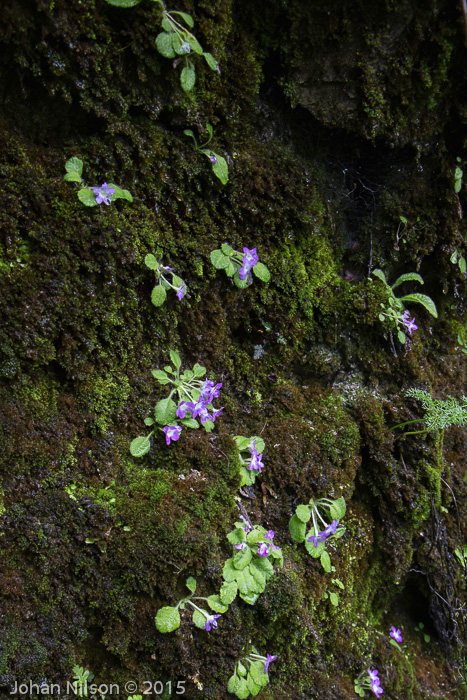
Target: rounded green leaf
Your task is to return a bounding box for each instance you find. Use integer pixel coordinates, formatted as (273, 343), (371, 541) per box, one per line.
(185, 576), (196, 592)
(180, 66), (196, 92)
(155, 606), (180, 633)
(227, 527), (246, 545)
(399, 293), (438, 318)
(152, 369), (170, 384)
(130, 436), (151, 457)
(156, 32), (176, 58)
(180, 418), (199, 428)
(203, 51), (219, 71)
(64, 172), (82, 182)
(222, 558), (237, 582)
(212, 155), (228, 185)
(397, 330), (406, 344)
(252, 262), (271, 282)
(187, 36), (203, 55)
(210, 249), (230, 269)
(233, 272), (249, 288)
(328, 497), (346, 521)
(144, 417), (155, 426)
(221, 243), (234, 255)
(170, 10), (194, 27)
(169, 349), (182, 370)
(250, 661), (269, 687)
(151, 284), (167, 307)
(145, 254), (159, 270)
(460, 256), (466, 274)
(192, 362), (206, 377)
(65, 157), (83, 175)
(329, 591), (339, 606)
(155, 398), (177, 425)
(247, 675), (261, 695)
(192, 609), (206, 629)
(206, 595), (228, 613)
(233, 546), (252, 570)
(110, 185), (132, 202)
(77, 188), (98, 207)
(295, 505), (311, 523)
(226, 260), (236, 276)
(305, 538), (324, 558)
(233, 435), (251, 451)
(289, 514), (306, 542)
(220, 580), (238, 604)
(227, 675), (240, 693)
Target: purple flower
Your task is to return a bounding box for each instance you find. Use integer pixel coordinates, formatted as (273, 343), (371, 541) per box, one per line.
(92, 182), (115, 205)
(176, 283), (186, 301)
(390, 626), (403, 643)
(176, 401), (195, 419)
(211, 406), (224, 422)
(249, 450), (264, 472)
(400, 311), (418, 334)
(257, 542), (270, 556)
(163, 425), (182, 445)
(191, 398), (212, 424)
(372, 681), (383, 698)
(235, 542), (247, 550)
(308, 520), (339, 547)
(264, 654), (277, 673)
(200, 380), (222, 402)
(204, 614), (221, 631)
(264, 530), (275, 540)
(209, 155), (217, 164)
(239, 247), (259, 280)
(367, 670), (379, 683)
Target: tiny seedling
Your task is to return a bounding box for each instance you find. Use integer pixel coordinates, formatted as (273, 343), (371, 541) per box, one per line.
(64, 157), (132, 207)
(184, 124), (228, 184)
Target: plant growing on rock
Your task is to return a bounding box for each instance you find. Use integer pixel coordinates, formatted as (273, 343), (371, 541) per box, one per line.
(371, 269), (437, 344)
(354, 669), (384, 698)
(184, 123), (229, 184)
(233, 435), (266, 487)
(227, 647), (277, 698)
(390, 388), (467, 436)
(64, 157), (133, 207)
(144, 254), (187, 306)
(155, 576), (227, 633)
(289, 496), (346, 572)
(102, 0), (219, 92)
(221, 521), (283, 605)
(210, 244), (271, 288)
(130, 350), (223, 456)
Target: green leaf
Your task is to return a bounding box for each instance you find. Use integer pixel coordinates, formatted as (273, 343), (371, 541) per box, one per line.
(185, 576), (196, 593)
(397, 329), (406, 344)
(151, 285), (167, 307)
(460, 256), (466, 274)
(206, 595), (228, 613)
(451, 251), (458, 264)
(130, 436), (151, 457)
(205, 123), (213, 141)
(180, 418), (199, 428)
(104, 0), (142, 5)
(144, 417), (155, 426)
(212, 155), (229, 184)
(233, 546), (253, 570)
(248, 563), (266, 592)
(455, 166), (463, 180)
(226, 260), (236, 276)
(204, 418), (214, 432)
(154, 398), (177, 425)
(235, 567), (256, 595)
(289, 514), (306, 542)
(372, 269), (387, 283)
(152, 369), (170, 384)
(222, 558), (237, 582)
(399, 215), (408, 224)
(233, 435), (251, 451)
(250, 436), (265, 453)
(210, 249), (230, 269)
(252, 262), (270, 283)
(161, 16), (172, 32)
(192, 363), (206, 377)
(110, 185), (132, 202)
(235, 678), (250, 700)
(170, 10), (194, 27)
(295, 505), (311, 523)
(305, 538), (325, 558)
(328, 497), (346, 521)
(203, 51), (219, 71)
(187, 36), (203, 55)
(455, 179), (462, 193)
(65, 157), (84, 176)
(399, 293), (438, 318)
(221, 243), (234, 256)
(247, 674), (261, 696)
(180, 65), (196, 92)
(239, 466), (254, 487)
(64, 172), (82, 182)
(227, 527), (246, 545)
(233, 272), (249, 288)
(77, 188), (98, 206)
(155, 606), (180, 633)
(246, 529), (267, 545)
(391, 272), (424, 289)
(85, 537), (95, 544)
(250, 661), (269, 687)
(250, 556), (274, 578)
(184, 128), (196, 141)
(192, 609), (206, 629)
(378, 313), (385, 322)
(155, 32), (176, 58)
(145, 254), (159, 270)
(227, 675), (240, 694)
(320, 550), (331, 572)
(220, 580), (238, 604)
(169, 349), (182, 370)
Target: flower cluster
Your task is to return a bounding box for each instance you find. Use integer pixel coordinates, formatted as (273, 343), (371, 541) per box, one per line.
(400, 310), (418, 335)
(227, 647), (278, 698)
(210, 243), (271, 288)
(130, 351), (223, 457)
(145, 254), (187, 307)
(289, 496), (346, 572)
(368, 670), (383, 698)
(354, 669), (383, 698)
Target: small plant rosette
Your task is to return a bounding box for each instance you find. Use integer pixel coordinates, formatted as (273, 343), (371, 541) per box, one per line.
(184, 123), (228, 184)
(227, 647), (277, 698)
(289, 496), (346, 572)
(222, 523), (283, 605)
(130, 350), (223, 456)
(64, 157), (133, 207)
(155, 577), (227, 634)
(210, 243), (270, 288)
(144, 254), (187, 307)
